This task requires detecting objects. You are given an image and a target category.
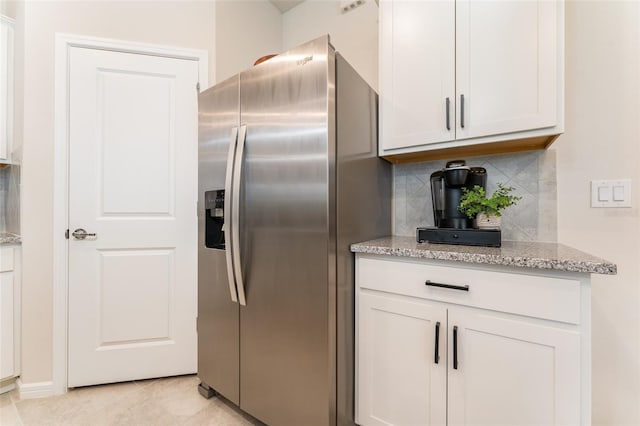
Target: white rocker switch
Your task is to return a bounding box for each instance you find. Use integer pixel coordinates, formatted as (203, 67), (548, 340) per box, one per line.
(598, 186), (610, 202)
(613, 185), (625, 202)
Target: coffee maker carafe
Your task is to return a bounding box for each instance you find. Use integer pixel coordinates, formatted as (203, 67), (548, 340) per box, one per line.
(430, 160), (487, 229)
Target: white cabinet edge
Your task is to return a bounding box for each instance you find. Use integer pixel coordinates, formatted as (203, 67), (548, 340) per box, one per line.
(0, 15), (15, 162)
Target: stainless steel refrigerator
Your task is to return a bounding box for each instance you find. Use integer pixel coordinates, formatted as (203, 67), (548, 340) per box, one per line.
(197, 36), (391, 426)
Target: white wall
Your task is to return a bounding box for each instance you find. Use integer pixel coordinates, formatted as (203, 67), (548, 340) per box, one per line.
(282, 0), (378, 91)
(556, 1), (640, 424)
(213, 0), (376, 89)
(0, 1), (17, 18)
(19, 1), (216, 385)
(215, 0), (282, 83)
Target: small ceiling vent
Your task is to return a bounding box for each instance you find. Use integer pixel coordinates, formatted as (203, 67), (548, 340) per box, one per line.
(340, 0), (367, 14)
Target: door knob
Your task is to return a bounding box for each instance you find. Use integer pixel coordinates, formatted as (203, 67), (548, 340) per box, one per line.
(72, 228), (97, 240)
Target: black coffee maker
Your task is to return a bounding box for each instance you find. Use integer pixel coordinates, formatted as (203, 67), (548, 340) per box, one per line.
(417, 159), (501, 247)
(430, 160), (487, 229)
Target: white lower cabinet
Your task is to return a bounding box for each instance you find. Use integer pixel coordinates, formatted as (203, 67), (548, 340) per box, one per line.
(356, 255), (589, 426)
(447, 309), (580, 426)
(0, 246), (20, 382)
(0, 271), (14, 379)
(358, 293), (447, 425)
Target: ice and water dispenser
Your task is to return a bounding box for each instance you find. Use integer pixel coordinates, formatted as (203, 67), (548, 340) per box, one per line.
(204, 189), (226, 249)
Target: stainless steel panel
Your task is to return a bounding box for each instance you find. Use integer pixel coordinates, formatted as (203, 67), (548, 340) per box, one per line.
(327, 44), (338, 426)
(334, 54), (392, 426)
(239, 36), (333, 426)
(198, 75), (240, 405)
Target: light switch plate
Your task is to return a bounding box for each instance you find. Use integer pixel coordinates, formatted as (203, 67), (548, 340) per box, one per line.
(591, 179), (632, 208)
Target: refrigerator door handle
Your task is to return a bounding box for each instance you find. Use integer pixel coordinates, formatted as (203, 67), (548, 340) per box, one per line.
(232, 125), (248, 306)
(224, 126), (239, 303)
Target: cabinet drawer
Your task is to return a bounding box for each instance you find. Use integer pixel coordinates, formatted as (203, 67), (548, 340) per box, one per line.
(0, 247), (14, 272)
(358, 256), (581, 324)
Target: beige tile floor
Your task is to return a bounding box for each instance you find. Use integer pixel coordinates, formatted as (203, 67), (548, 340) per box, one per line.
(0, 375), (260, 426)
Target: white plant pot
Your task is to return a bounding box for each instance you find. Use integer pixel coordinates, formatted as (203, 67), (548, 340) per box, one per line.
(476, 212), (501, 229)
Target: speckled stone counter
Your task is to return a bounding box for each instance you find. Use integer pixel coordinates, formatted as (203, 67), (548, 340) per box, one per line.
(351, 236), (616, 275)
(0, 233), (21, 245)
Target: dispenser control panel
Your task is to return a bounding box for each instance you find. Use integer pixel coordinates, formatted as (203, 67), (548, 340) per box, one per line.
(204, 189), (226, 249)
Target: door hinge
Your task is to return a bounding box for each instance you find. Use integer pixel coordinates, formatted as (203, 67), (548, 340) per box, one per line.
(196, 82), (200, 92)
(65, 229), (69, 239)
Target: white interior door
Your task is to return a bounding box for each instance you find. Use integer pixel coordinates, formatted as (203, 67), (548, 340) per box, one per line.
(67, 46), (199, 387)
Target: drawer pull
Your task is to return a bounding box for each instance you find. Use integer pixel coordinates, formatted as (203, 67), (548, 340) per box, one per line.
(425, 280), (469, 292)
(453, 325), (459, 370)
(434, 321), (441, 364)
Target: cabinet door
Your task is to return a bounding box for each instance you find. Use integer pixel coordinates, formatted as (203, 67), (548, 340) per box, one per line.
(0, 16), (14, 161)
(456, 0), (558, 140)
(0, 272), (14, 379)
(379, 0), (455, 152)
(357, 291), (447, 426)
(447, 309), (581, 426)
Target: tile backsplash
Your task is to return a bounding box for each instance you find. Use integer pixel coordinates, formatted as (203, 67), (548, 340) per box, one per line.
(393, 150), (557, 242)
(0, 165), (21, 234)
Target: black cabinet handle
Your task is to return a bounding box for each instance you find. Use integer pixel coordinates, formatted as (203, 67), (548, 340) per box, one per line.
(434, 321), (440, 364)
(460, 94), (465, 128)
(445, 97), (451, 131)
(453, 325), (459, 370)
(425, 280), (469, 292)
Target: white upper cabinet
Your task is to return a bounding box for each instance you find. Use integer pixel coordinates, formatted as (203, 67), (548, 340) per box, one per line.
(379, 0), (455, 150)
(0, 15), (15, 163)
(379, 0), (564, 161)
(455, 0), (558, 140)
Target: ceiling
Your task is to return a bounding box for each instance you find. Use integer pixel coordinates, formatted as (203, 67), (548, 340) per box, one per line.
(269, 0), (305, 13)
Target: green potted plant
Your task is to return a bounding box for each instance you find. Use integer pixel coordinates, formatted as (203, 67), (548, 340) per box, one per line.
(458, 183), (522, 229)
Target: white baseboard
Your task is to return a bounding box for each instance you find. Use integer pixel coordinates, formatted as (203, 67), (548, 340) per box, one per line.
(16, 378), (55, 399)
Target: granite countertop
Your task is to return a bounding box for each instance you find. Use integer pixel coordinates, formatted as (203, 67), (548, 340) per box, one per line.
(351, 236), (617, 275)
(0, 233), (21, 245)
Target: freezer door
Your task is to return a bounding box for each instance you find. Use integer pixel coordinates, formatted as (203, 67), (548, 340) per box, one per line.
(197, 75), (240, 405)
(238, 36), (334, 425)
